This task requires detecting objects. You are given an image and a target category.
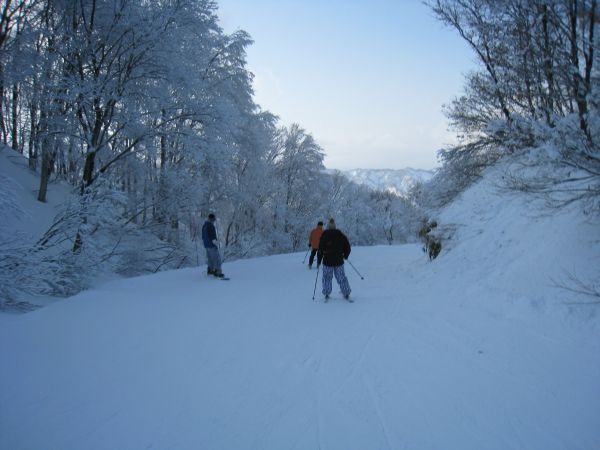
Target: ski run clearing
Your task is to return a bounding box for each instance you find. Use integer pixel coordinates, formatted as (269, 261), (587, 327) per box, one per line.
(1, 159), (600, 450)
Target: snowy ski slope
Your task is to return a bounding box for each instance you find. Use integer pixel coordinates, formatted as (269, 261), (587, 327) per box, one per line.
(1, 157), (599, 449)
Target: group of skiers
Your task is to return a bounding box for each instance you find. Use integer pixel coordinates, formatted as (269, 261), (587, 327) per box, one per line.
(201, 214), (352, 300)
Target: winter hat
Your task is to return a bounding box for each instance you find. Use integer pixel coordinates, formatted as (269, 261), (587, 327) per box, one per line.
(208, 213), (216, 221)
(327, 218), (336, 229)
(317, 221), (323, 226)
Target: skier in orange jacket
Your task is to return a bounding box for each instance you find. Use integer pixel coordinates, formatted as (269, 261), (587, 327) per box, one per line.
(308, 221), (324, 269)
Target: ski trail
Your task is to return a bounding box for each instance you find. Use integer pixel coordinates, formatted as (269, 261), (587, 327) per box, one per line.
(361, 373), (396, 450)
(332, 333), (374, 397)
(303, 342), (326, 450)
(314, 359), (324, 450)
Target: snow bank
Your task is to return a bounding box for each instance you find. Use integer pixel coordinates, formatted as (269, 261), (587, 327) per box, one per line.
(432, 158), (599, 312)
(0, 147), (71, 244)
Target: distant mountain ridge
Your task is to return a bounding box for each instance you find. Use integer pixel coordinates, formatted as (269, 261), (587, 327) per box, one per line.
(339, 168), (435, 195)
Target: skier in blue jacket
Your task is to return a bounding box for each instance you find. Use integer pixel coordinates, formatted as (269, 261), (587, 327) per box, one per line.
(202, 213), (224, 277)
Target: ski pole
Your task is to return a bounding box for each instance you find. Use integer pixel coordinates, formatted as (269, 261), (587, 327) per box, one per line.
(303, 248), (310, 264)
(312, 264), (320, 300)
(347, 260), (364, 280)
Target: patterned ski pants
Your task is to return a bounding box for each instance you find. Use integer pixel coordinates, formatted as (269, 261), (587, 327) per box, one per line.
(322, 264), (351, 297)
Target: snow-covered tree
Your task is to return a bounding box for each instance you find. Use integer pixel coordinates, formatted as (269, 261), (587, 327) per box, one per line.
(0, 0), (424, 304)
(425, 0), (599, 211)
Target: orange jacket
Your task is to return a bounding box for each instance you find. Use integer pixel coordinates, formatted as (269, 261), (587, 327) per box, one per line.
(309, 226), (323, 249)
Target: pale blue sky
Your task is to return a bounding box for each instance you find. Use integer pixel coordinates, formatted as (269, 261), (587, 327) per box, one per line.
(217, 0), (475, 170)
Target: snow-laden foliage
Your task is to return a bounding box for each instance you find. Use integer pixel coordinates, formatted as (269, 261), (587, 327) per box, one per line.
(424, 0), (599, 211)
(0, 1), (422, 304)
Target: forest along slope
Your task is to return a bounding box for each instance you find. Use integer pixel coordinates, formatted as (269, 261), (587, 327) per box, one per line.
(1, 165), (599, 450)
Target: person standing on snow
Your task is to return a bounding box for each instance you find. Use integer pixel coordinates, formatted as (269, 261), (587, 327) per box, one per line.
(308, 221), (324, 269)
(202, 213), (224, 278)
(319, 218), (351, 300)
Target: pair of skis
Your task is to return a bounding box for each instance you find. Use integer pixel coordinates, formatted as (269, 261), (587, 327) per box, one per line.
(324, 295), (353, 303)
(207, 272), (230, 281)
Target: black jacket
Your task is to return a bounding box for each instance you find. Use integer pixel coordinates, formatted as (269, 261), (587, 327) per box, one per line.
(319, 229), (351, 267)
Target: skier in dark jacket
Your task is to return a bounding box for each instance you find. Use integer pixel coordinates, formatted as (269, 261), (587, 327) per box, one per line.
(318, 218), (351, 300)
(202, 213), (224, 277)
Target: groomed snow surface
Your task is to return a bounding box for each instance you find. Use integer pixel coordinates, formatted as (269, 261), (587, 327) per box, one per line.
(1, 159), (599, 449)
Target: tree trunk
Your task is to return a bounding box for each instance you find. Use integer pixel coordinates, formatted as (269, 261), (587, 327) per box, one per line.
(583, 0), (597, 145)
(541, 4), (556, 123)
(81, 150), (96, 193)
(28, 101), (37, 169)
(225, 219), (234, 247)
(74, 148), (94, 252)
(72, 230), (83, 253)
(37, 143), (53, 202)
(11, 82), (18, 151)
(0, 75), (6, 144)
(568, 0), (592, 141)
(156, 115), (168, 230)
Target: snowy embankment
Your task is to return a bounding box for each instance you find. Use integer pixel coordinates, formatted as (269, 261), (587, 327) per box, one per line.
(1, 159), (599, 449)
(0, 149), (70, 244)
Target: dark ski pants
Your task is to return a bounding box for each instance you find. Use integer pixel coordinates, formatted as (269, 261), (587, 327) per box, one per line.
(322, 264), (351, 297)
(309, 249), (322, 267)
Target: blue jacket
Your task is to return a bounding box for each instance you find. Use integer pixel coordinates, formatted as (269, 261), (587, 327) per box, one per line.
(202, 220), (217, 248)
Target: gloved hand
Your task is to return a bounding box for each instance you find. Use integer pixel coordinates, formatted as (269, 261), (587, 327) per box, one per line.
(308, 243), (311, 247)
